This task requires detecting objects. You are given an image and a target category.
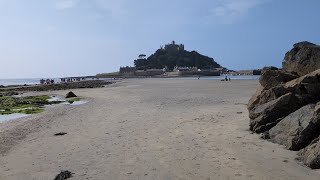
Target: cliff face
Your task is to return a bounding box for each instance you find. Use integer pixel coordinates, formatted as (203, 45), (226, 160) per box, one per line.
(283, 41), (320, 76)
(134, 47), (222, 70)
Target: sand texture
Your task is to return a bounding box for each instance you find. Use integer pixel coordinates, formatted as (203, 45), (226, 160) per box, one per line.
(0, 79), (319, 180)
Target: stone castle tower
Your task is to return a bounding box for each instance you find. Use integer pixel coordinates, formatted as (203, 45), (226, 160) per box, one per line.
(163, 41), (184, 51)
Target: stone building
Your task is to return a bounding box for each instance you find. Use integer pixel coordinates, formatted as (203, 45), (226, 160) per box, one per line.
(173, 66), (198, 72)
(163, 41), (184, 52)
(119, 66), (136, 75)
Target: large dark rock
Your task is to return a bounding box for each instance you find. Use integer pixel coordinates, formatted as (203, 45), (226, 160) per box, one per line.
(247, 85), (264, 111)
(269, 103), (320, 151)
(259, 67), (299, 90)
(65, 91), (77, 98)
(248, 69), (320, 112)
(249, 93), (302, 133)
(248, 41), (320, 169)
(54, 171), (73, 180)
(283, 41), (320, 76)
(300, 137), (320, 169)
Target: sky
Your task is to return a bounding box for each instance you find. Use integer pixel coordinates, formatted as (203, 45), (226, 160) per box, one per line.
(0, 0), (320, 78)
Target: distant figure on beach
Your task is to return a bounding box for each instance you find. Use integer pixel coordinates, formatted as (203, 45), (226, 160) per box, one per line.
(198, 76), (201, 79)
(229, 77), (231, 81)
(225, 76), (228, 81)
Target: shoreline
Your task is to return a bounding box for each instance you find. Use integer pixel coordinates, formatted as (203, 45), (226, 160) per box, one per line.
(0, 80), (114, 92)
(0, 79), (319, 179)
(0, 75), (260, 87)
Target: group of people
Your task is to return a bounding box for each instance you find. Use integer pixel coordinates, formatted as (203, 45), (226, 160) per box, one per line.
(40, 79), (54, 85)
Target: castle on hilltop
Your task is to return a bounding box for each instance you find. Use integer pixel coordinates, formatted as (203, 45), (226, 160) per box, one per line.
(161, 41), (184, 51)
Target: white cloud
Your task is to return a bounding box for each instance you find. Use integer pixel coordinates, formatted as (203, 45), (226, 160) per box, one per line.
(55, 0), (78, 10)
(206, 0), (269, 24)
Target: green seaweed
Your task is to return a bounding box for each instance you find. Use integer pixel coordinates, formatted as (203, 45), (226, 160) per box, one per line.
(13, 104), (40, 109)
(0, 110), (15, 115)
(0, 95), (60, 115)
(67, 97), (81, 103)
(49, 101), (65, 104)
(17, 108), (45, 114)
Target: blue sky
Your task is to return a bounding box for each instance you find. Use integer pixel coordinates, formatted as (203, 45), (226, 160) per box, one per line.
(0, 0), (320, 78)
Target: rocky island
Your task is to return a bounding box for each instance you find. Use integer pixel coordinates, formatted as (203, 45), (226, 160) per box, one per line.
(118, 41), (227, 77)
(248, 41), (320, 169)
(134, 41), (221, 71)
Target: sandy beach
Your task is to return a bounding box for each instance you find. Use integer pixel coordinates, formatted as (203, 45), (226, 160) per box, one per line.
(0, 79), (319, 180)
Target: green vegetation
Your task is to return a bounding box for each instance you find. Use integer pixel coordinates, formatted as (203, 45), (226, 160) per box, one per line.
(0, 95), (84, 115)
(134, 48), (221, 70)
(0, 108), (45, 115)
(67, 97), (81, 103)
(0, 95), (58, 115)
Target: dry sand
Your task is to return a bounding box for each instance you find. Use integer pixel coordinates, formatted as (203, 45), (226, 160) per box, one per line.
(0, 79), (319, 180)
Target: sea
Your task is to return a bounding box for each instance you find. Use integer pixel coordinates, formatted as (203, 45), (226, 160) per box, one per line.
(0, 78), (61, 86)
(0, 75), (260, 86)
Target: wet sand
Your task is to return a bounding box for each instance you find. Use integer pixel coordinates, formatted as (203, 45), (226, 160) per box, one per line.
(0, 79), (319, 179)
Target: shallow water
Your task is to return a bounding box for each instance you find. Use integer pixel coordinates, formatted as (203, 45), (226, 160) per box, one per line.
(0, 96), (87, 122)
(0, 113), (30, 122)
(69, 100), (87, 105)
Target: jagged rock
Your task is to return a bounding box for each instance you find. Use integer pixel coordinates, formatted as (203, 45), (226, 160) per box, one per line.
(54, 171), (73, 180)
(259, 67), (299, 90)
(300, 137), (320, 169)
(249, 93), (302, 133)
(248, 42), (320, 169)
(269, 103), (320, 151)
(283, 41), (320, 76)
(65, 91), (77, 98)
(247, 85), (264, 111)
(248, 69), (320, 113)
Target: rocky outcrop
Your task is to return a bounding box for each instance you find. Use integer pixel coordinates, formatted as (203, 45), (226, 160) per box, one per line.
(249, 69), (320, 133)
(283, 41), (320, 76)
(269, 103), (320, 151)
(248, 69), (320, 111)
(248, 41), (320, 169)
(249, 93), (302, 133)
(259, 66), (298, 90)
(66, 92), (77, 98)
(300, 137), (320, 169)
